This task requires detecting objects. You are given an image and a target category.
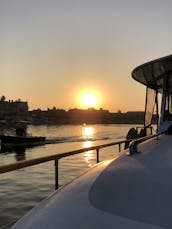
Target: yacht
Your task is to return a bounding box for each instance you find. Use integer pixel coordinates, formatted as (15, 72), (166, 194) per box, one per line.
(12, 55), (172, 229)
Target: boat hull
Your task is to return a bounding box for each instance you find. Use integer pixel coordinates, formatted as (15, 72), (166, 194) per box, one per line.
(0, 135), (45, 145)
(12, 134), (172, 229)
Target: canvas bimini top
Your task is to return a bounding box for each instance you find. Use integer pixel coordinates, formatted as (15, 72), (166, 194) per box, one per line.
(132, 55), (172, 93)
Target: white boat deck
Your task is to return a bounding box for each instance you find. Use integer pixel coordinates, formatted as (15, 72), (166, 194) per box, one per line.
(13, 134), (172, 229)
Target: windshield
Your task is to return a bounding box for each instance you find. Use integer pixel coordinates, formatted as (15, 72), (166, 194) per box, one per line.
(164, 74), (172, 121)
(144, 87), (156, 135)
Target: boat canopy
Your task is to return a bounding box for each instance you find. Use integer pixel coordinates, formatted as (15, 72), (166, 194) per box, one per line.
(132, 55), (172, 131)
(132, 55), (172, 93)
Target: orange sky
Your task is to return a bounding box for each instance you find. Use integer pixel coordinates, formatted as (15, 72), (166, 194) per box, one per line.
(1, 0), (172, 112)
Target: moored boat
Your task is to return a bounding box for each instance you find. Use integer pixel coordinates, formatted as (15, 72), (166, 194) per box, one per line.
(0, 135), (45, 145)
(0, 135), (46, 153)
(12, 55), (172, 229)
(0, 126), (46, 148)
(0, 135), (46, 144)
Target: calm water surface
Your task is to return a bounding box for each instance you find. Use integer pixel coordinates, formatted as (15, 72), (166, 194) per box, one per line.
(0, 124), (135, 228)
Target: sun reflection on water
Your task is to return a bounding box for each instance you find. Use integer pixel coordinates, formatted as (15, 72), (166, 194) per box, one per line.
(83, 141), (95, 167)
(82, 125), (95, 139)
(82, 125), (96, 167)
(83, 141), (92, 148)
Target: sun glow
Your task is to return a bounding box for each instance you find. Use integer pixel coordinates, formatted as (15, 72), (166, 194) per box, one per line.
(76, 89), (102, 109)
(80, 91), (100, 109)
(82, 93), (97, 108)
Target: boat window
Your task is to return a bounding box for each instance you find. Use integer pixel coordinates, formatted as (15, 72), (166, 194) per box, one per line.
(145, 87), (156, 135)
(164, 75), (172, 121)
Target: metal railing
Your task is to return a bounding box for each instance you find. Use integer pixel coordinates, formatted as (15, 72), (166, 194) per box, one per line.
(129, 132), (164, 155)
(0, 140), (129, 189)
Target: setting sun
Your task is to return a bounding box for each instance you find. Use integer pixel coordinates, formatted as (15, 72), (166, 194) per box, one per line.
(76, 89), (102, 109)
(81, 93), (97, 108)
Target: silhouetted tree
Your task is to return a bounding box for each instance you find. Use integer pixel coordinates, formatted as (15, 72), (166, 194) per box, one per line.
(0, 95), (6, 102)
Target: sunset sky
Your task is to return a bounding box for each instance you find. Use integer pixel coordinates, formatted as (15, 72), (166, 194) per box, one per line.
(1, 0), (172, 112)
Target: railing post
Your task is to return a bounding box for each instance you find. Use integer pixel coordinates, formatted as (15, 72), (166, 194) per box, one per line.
(54, 159), (59, 190)
(118, 143), (121, 152)
(96, 148), (99, 163)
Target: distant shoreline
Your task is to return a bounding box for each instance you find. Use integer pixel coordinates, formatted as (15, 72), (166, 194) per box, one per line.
(28, 109), (156, 125)
(0, 99), (157, 126)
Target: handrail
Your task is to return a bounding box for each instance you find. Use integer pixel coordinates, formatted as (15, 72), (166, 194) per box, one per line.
(0, 139), (129, 189)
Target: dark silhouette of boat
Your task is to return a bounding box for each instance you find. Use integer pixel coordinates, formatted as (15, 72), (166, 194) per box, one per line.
(0, 135), (46, 147)
(0, 126), (46, 149)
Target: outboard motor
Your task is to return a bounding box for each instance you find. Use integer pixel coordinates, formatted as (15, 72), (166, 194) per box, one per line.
(16, 127), (27, 136)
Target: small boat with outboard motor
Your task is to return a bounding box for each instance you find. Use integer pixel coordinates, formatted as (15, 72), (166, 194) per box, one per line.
(0, 126), (45, 149)
(12, 55), (172, 229)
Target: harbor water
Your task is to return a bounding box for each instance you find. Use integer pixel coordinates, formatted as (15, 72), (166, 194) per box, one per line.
(0, 124), (136, 228)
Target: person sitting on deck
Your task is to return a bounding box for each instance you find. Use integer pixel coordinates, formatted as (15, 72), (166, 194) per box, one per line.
(124, 128), (138, 149)
(138, 128), (147, 137)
